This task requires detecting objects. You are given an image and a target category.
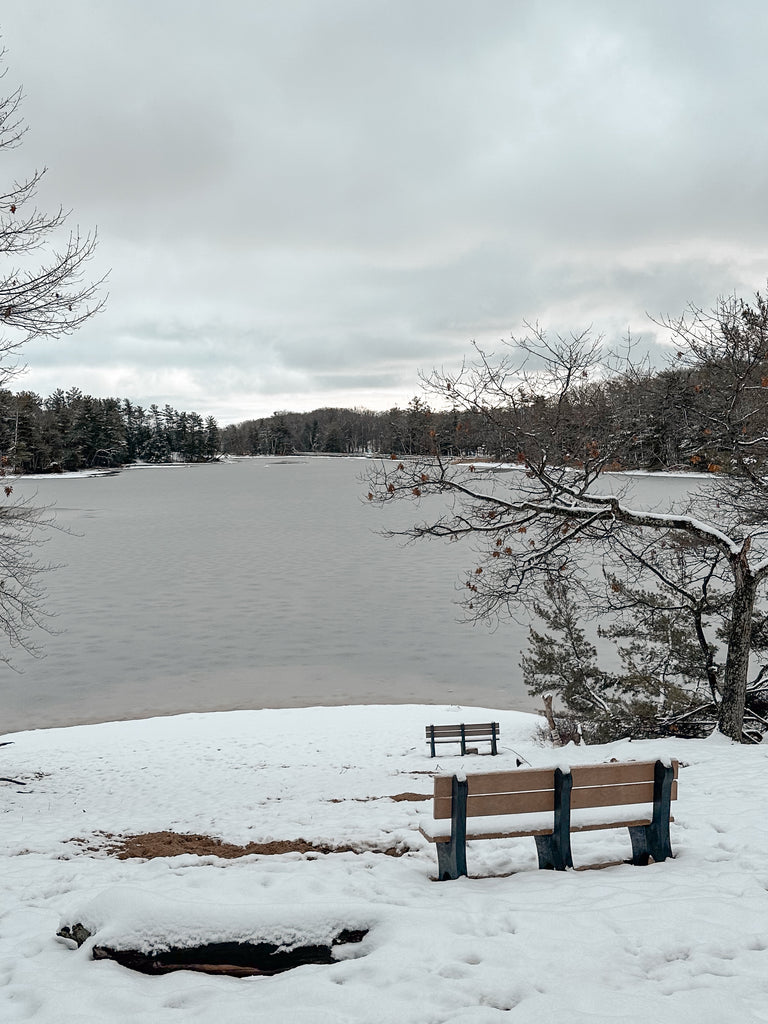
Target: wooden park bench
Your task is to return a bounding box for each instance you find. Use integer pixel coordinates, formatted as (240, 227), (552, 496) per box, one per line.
(419, 758), (678, 880)
(425, 722), (499, 757)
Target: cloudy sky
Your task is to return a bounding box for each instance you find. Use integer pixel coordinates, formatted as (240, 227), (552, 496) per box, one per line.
(2, 1), (767, 424)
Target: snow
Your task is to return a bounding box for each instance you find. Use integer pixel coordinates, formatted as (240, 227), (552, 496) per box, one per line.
(2, 703), (768, 1022)
(2, 468), (117, 480)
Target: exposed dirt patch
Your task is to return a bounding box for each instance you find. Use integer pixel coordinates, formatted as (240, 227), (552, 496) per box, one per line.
(67, 792), (428, 860)
(72, 831), (412, 860)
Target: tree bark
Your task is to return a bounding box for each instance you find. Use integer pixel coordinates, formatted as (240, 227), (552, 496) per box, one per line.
(542, 693), (563, 747)
(719, 548), (756, 741)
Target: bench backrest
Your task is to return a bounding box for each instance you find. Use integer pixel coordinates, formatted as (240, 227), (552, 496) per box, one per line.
(426, 723), (498, 741)
(432, 760), (678, 819)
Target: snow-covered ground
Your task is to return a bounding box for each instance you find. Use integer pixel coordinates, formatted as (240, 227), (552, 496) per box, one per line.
(2, 703), (767, 1023)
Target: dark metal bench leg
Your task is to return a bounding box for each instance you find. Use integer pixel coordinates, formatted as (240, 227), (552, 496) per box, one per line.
(436, 838), (466, 880)
(628, 760), (674, 865)
(534, 767), (573, 870)
(628, 825), (652, 865)
(490, 723), (498, 756)
(435, 776), (468, 880)
(534, 834), (561, 870)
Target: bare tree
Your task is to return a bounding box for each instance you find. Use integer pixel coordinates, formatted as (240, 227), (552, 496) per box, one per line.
(0, 49), (104, 666)
(366, 295), (768, 742)
(0, 69), (104, 362)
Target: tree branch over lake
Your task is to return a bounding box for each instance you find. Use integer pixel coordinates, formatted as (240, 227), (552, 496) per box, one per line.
(366, 297), (768, 742)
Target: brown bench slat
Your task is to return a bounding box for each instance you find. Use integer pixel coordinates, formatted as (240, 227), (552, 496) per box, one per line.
(571, 779), (678, 810)
(427, 724), (498, 737)
(422, 814), (675, 843)
(426, 823), (557, 842)
(434, 767), (555, 799)
(428, 737), (492, 746)
(435, 789), (555, 819)
(570, 760), (679, 787)
(434, 761), (678, 802)
(434, 780), (678, 820)
(571, 815), (675, 834)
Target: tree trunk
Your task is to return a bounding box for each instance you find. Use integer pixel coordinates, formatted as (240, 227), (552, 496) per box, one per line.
(718, 558), (756, 741)
(542, 693), (563, 747)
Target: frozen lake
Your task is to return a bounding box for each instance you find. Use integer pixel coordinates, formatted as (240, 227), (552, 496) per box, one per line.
(1, 458), (707, 734)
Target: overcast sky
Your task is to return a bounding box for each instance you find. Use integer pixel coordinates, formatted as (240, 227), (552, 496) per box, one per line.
(2, 1), (767, 424)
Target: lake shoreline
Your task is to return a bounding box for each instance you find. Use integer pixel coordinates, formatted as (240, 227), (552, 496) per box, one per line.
(2, 690), (543, 738)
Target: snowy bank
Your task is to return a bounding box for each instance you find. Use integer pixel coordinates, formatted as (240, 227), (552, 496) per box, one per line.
(2, 704), (768, 1023)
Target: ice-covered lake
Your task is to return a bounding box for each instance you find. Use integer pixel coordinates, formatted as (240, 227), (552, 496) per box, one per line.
(1, 458), (707, 733)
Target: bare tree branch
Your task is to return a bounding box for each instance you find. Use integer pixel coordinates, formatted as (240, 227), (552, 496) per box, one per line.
(0, 48), (104, 690)
(367, 302), (768, 742)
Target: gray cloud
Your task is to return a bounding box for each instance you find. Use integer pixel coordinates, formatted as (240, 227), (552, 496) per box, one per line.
(2, 0), (768, 423)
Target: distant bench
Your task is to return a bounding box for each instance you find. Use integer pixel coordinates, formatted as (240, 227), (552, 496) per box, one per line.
(426, 722), (499, 757)
(419, 758), (678, 880)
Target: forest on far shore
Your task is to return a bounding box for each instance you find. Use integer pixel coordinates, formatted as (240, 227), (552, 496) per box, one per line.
(220, 352), (742, 475)
(0, 388), (220, 472)
(2, 351), (746, 475)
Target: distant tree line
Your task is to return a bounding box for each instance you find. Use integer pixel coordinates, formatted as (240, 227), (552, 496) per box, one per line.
(8, 343), (759, 474)
(221, 356), (767, 474)
(0, 388), (220, 472)
(221, 402), (438, 457)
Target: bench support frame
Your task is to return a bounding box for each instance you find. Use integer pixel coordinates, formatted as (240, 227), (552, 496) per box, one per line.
(533, 768), (573, 870)
(627, 759), (675, 864)
(436, 775), (469, 880)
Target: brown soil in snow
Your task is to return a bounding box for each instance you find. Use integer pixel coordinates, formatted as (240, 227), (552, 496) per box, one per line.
(70, 792), (428, 860)
(106, 832), (395, 859)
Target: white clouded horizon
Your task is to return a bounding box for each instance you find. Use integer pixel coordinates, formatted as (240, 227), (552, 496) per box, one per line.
(2, 0), (767, 424)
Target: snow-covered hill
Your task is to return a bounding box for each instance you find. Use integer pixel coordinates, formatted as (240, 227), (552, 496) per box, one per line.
(2, 704), (766, 1023)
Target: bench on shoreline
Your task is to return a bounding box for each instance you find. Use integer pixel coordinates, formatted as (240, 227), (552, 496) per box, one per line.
(419, 758), (678, 880)
(425, 722), (499, 757)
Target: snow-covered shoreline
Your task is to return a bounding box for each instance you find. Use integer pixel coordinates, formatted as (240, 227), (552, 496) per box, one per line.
(4, 458), (719, 482)
(2, 703), (767, 1023)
